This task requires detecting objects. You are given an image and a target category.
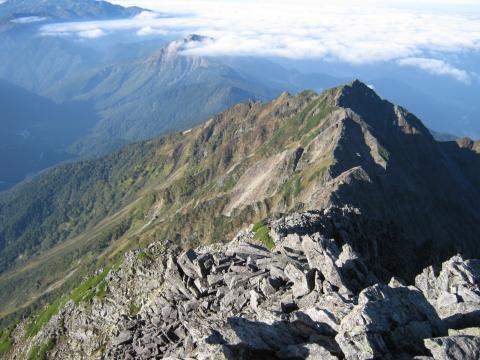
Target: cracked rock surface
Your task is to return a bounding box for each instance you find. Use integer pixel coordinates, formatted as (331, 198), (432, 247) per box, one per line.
(7, 207), (480, 359)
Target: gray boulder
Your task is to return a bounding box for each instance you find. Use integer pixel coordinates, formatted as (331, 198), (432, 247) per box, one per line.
(424, 336), (480, 360)
(112, 330), (133, 346)
(276, 343), (338, 359)
(284, 263), (314, 298)
(10, 209), (480, 360)
(415, 255), (480, 329)
(336, 284), (445, 359)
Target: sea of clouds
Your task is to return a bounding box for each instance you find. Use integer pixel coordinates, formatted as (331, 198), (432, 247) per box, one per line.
(38, 0), (480, 83)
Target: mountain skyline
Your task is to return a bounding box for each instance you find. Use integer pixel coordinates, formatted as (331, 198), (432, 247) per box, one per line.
(1, 0), (478, 140)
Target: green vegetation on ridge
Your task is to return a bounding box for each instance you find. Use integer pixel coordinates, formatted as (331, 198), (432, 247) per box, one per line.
(253, 221), (275, 250)
(70, 266), (111, 304)
(25, 266), (111, 338)
(25, 296), (67, 338)
(0, 326), (13, 356)
(0, 88), (340, 329)
(27, 338), (55, 360)
(2, 80), (480, 359)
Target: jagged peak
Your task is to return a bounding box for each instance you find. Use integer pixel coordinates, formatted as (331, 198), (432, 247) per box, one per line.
(277, 90), (291, 100)
(182, 34), (212, 44)
(456, 137), (480, 153)
(148, 34), (213, 64)
(336, 79), (381, 105)
(267, 91), (293, 109)
(333, 79), (433, 139)
(151, 34), (210, 54)
(350, 79), (373, 90)
(297, 89), (318, 98)
(171, 34), (213, 52)
(457, 137), (475, 147)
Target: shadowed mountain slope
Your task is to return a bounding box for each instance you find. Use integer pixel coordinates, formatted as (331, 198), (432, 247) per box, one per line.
(0, 79), (97, 191)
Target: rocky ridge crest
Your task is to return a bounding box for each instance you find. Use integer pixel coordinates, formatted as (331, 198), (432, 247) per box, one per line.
(2, 81), (479, 323)
(6, 206), (480, 359)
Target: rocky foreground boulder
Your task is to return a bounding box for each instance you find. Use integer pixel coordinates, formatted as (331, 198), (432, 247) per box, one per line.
(415, 255), (480, 330)
(6, 207), (480, 359)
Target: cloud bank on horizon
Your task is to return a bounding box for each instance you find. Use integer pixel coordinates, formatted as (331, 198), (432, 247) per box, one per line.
(39, 0), (480, 83)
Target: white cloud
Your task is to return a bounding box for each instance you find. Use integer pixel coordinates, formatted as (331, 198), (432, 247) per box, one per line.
(136, 26), (168, 37)
(78, 28), (106, 39)
(38, 0), (480, 81)
(41, 26), (106, 39)
(11, 16), (46, 24)
(133, 10), (159, 20)
(397, 57), (471, 83)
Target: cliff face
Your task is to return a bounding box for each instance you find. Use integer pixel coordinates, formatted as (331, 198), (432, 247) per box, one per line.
(319, 81), (480, 278)
(6, 207), (480, 359)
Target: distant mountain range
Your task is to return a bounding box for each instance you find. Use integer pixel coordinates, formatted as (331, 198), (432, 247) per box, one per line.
(0, 0), (143, 24)
(46, 35), (276, 156)
(0, 26), (342, 189)
(0, 1), (150, 93)
(0, 81), (478, 329)
(0, 0), (478, 193)
(0, 0), (478, 197)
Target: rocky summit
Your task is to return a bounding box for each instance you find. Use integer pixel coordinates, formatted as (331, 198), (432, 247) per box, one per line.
(6, 206), (480, 359)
